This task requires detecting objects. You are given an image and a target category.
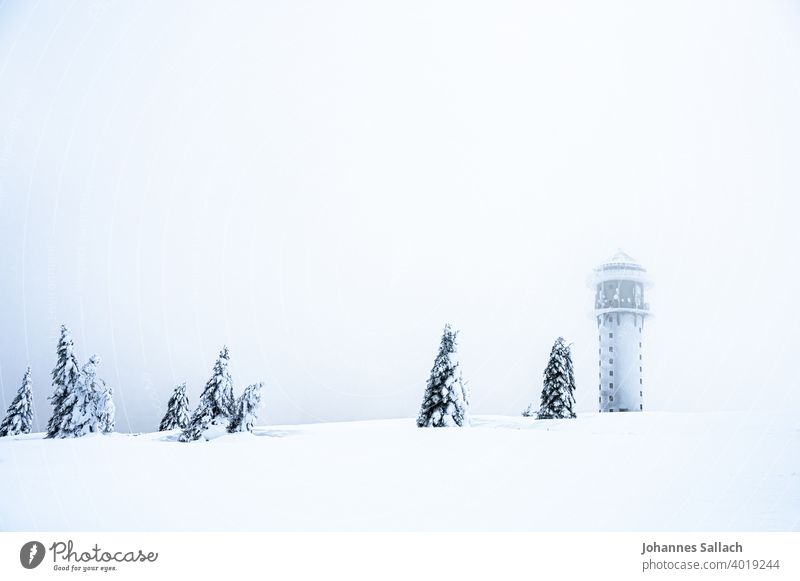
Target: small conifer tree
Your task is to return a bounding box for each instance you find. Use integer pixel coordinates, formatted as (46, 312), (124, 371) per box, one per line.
(159, 382), (191, 431)
(96, 368), (115, 434)
(524, 337), (577, 419)
(51, 355), (111, 437)
(417, 324), (469, 428)
(179, 346), (235, 442)
(46, 325), (81, 438)
(0, 367), (34, 437)
(228, 382), (263, 433)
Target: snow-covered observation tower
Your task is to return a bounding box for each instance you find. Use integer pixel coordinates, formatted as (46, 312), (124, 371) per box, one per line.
(590, 250), (651, 413)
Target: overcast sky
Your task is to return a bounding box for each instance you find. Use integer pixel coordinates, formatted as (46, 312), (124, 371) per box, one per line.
(1, 0), (799, 432)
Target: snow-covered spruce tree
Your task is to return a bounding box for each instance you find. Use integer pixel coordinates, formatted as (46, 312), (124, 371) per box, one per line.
(46, 325), (81, 438)
(0, 367), (34, 437)
(522, 401), (535, 417)
(527, 337), (576, 420)
(95, 367), (115, 434)
(51, 355), (112, 437)
(159, 382), (190, 431)
(179, 346), (235, 442)
(416, 324), (469, 428)
(228, 382), (263, 433)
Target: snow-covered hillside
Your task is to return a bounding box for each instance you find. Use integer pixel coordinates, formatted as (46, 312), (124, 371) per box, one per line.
(1, 412), (797, 531)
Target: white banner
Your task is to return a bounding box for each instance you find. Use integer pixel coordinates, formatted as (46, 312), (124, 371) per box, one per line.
(0, 532), (797, 580)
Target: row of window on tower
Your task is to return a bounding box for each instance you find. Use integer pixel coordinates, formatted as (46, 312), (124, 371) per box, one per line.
(600, 378), (644, 389)
(595, 280), (646, 309)
(597, 342), (642, 356)
(598, 312), (647, 327)
(600, 404), (644, 412)
(597, 330), (642, 341)
(598, 366), (643, 378)
(598, 355), (641, 366)
(599, 391), (643, 403)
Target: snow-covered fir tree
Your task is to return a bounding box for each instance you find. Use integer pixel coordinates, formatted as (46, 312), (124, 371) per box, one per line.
(95, 366), (115, 434)
(564, 342), (576, 405)
(0, 367), (34, 437)
(50, 355), (113, 437)
(179, 346), (235, 442)
(228, 382), (263, 433)
(524, 337), (577, 419)
(417, 324), (470, 428)
(159, 382), (190, 431)
(46, 325), (81, 438)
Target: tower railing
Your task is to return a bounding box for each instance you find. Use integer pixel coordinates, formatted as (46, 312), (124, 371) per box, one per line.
(594, 299), (650, 310)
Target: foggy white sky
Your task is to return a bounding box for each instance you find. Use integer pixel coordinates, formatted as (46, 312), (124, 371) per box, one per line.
(1, 0), (799, 432)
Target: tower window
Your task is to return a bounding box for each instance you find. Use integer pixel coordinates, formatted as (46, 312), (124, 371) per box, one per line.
(639, 354), (642, 360)
(609, 408), (614, 412)
(640, 366), (642, 372)
(609, 358), (613, 364)
(639, 342), (642, 348)
(609, 370), (613, 376)
(609, 332), (613, 338)
(599, 396), (601, 403)
(639, 378), (643, 384)
(609, 395), (614, 401)
(640, 404), (643, 410)
(609, 382), (614, 389)
(640, 391), (642, 396)
(609, 346), (613, 352)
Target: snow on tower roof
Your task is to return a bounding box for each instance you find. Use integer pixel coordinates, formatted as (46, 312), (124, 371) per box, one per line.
(589, 249), (652, 287)
(608, 248), (639, 265)
(597, 248), (646, 272)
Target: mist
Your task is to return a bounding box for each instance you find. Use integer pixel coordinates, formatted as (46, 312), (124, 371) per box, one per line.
(1, 0), (799, 432)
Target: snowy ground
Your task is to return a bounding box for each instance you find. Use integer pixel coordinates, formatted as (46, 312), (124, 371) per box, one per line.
(0, 412), (798, 531)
